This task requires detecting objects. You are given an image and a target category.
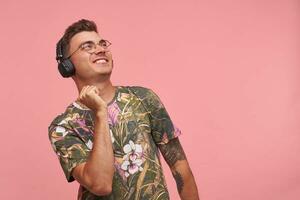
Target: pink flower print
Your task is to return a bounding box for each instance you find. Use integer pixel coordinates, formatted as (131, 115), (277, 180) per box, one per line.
(121, 140), (144, 177)
(115, 160), (126, 180)
(74, 118), (90, 132)
(121, 159), (143, 177)
(107, 101), (121, 126)
(123, 140), (143, 159)
(174, 125), (182, 137)
(75, 118), (86, 127)
(161, 125), (182, 143)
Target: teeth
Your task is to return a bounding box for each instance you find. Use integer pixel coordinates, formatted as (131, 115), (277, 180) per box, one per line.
(95, 59), (107, 64)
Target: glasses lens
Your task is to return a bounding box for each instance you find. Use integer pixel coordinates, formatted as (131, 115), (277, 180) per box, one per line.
(81, 42), (96, 53)
(99, 40), (110, 48)
(80, 40), (111, 54)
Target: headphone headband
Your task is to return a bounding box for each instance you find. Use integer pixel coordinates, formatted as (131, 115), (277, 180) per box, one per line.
(56, 39), (64, 62)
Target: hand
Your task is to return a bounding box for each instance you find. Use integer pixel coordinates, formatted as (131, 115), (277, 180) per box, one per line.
(78, 85), (107, 113)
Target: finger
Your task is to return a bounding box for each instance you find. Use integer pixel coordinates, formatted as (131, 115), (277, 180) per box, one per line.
(80, 86), (90, 99)
(91, 87), (100, 97)
(92, 86), (99, 95)
(94, 87), (100, 95)
(79, 86), (86, 99)
(86, 86), (97, 96)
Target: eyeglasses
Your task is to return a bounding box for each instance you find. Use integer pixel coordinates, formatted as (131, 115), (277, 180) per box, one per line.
(67, 39), (112, 59)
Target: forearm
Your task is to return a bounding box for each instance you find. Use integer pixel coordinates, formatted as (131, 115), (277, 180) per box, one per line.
(172, 161), (199, 200)
(83, 111), (114, 187)
(158, 139), (199, 199)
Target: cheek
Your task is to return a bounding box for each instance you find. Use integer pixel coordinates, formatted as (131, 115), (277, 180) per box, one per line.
(72, 56), (91, 69)
(107, 51), (113, 59)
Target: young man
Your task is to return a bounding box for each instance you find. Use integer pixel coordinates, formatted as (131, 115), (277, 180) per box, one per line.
(48, 19), (199, 200)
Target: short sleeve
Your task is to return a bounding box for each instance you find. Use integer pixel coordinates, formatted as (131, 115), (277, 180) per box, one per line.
(142, 88), (182, 145)
(48, 125), (90, 182)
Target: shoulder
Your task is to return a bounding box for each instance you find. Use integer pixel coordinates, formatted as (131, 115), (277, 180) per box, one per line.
(126, 85), (157, 98)
(124, 85), (164, 109)
(48, 103), (79, 134)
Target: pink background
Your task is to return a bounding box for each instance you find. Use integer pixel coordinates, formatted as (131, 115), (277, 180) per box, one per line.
(0, 0), (299, 199)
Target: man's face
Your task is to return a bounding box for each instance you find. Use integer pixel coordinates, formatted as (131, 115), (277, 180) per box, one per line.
(68, 31), (113, 80)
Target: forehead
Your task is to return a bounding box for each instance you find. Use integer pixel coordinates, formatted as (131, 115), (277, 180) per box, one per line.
(69, 31), (101, 49)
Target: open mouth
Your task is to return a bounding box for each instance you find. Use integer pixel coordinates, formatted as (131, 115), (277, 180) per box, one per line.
(93, 57), (109, 64)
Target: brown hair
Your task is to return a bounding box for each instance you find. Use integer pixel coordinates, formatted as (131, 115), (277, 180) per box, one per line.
(60, 19), (98, 58)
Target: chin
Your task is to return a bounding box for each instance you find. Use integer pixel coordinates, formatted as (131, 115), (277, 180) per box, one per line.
(95, 66), (113, 75)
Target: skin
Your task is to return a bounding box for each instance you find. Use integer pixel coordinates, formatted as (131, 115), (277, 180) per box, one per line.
(68, 31), (116, 195)
(69, 31), (116, 100)
(67, 31), (200, 199)
(158, 139), (200, 199)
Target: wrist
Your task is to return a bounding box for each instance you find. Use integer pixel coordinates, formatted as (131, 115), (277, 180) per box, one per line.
(95, 109), (108, 119)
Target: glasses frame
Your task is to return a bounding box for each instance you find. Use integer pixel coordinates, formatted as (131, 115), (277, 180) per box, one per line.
(66, 39), (112, 59)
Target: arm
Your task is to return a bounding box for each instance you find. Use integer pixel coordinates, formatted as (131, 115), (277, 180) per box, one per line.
(72, 86), (115, 196)
(158, 138), (199, 200)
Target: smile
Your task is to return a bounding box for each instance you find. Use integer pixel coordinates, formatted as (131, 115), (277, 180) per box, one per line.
(93, 57), (109, 64)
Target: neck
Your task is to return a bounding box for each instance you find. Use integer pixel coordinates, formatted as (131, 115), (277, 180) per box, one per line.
(75, 79), (117, 105)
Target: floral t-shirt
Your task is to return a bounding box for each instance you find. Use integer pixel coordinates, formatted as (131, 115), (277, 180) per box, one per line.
(48, 86), (182, 200)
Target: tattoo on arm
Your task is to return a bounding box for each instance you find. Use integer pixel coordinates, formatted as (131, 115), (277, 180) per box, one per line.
(173, 170), (184, 194)
(158, 138), (187, 167)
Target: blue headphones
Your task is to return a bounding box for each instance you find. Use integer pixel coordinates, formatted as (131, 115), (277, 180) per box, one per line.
(56, 38), (75, 78)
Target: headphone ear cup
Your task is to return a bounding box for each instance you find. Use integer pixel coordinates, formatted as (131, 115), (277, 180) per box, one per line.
(58, 59), (75, 78)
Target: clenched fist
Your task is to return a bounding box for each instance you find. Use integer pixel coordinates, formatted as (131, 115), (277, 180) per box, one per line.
(78, 85), (107, 113)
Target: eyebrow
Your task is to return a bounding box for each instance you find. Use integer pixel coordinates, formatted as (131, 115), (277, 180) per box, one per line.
(78, 39), (104, 47)
(78, 40), (94, 47)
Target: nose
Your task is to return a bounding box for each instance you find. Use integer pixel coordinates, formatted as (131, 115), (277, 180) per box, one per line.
(94, 44), (107, 54)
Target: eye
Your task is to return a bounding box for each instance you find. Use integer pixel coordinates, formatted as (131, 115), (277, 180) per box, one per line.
(81, 42), (94, 50)
(99, 40), (109, 47)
